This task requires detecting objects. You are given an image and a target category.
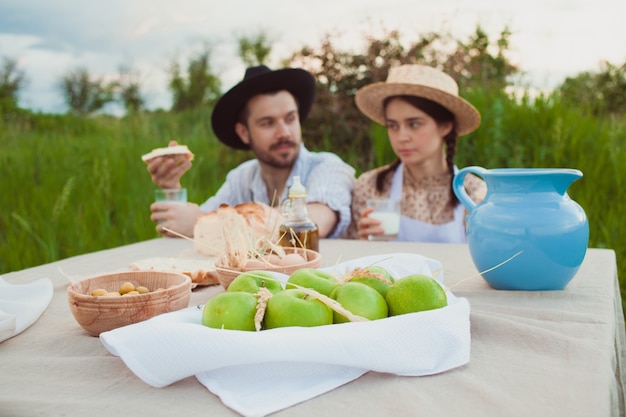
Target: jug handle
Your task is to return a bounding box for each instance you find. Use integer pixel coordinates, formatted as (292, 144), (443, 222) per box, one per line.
(453, 166), (488, 213)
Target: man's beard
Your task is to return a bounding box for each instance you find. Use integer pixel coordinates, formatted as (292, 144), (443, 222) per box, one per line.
(250, 138), (299, 169)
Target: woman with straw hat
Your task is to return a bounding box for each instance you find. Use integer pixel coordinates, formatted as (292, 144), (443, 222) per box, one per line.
(346, 64), (486, 242)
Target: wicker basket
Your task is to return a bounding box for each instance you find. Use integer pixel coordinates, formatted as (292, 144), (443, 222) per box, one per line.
(215, 247), (322, 290)
(67, 270), (192, 336)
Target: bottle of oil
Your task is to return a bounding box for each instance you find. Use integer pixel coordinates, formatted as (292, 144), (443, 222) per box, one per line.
(278, 176), (319, 252)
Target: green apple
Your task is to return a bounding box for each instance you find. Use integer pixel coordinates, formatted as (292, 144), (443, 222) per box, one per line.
(385, 274), (447, 316)
(330, 282), (388, 323)
(348, 265), (395, 297)
(264, 289), (333, 329)
(227, 270), (283, 294)
(202, 292), (258, 331)
(286, 268), (338, 296)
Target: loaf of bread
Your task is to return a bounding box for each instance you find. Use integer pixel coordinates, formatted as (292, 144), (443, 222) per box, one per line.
(193, 202), (276, 257)
(129, 257), (218, 286)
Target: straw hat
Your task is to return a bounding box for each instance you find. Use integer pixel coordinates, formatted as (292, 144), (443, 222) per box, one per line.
(355, 64), (481, 136)
(211, 65), (316, 150)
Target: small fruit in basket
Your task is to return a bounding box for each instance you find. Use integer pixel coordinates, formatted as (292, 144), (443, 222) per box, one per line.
(90, 282), (169, 297)
(330, 282), (388, 323)
(227, 270), (284, 295)
(347, 265), (395, 297)
(118, 281), (136, 295)
(264, 289), (333, 329)
(286, 268), (338, 296)
(135, 286), (150, 294)
(202, 292), (258, 331)
(385, 274), (447, 316)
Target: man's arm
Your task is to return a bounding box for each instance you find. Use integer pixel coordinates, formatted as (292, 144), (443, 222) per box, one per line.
(306, 203), (339, 238)
(150, 202), (203, 237)
(303, 156), (356, 239)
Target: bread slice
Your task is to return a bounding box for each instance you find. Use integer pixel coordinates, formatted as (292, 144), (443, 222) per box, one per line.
(129, 257), (218, 286)
(141, 145), (195, 162)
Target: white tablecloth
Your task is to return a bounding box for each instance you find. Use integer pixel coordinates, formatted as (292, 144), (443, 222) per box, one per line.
(0, 238), (623, 417)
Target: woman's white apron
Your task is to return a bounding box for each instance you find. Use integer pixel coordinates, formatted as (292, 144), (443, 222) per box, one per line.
(389, 164), (467, 243)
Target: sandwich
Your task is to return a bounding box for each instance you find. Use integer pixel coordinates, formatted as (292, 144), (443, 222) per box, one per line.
(141, 144), (195, 162)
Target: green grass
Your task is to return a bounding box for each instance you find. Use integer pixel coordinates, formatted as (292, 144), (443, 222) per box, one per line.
(1, 94), (624, 310)
(0, 109), (251, 272)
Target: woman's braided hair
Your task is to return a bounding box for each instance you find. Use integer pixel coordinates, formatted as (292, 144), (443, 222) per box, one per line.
(375, 95), (459, 207)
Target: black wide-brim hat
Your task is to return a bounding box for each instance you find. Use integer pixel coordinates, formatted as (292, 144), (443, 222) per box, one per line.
(211, 65), (316, 150)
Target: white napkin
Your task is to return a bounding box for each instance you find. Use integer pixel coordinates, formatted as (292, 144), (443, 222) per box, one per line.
(100, 253), (471, 417)
(0, 277), (54, 343)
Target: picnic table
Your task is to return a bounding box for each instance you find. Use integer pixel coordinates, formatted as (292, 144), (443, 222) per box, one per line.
(1, 237), (624, 416)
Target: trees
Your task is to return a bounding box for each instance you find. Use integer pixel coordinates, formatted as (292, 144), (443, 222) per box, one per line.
(285, 29), (437, 163)
(238, 31), (273, 67)
(6, 24), (525, 128)
(442, 26), (517, 93)
(0, 56), (27, 111)
(58, 65), (148, 115)
(117, 65), (145, 114)
(557, 60), (626, 116)
(168, 47), (221, 112)
(285, 26), (519, 168)
(60, 67), (116, 115)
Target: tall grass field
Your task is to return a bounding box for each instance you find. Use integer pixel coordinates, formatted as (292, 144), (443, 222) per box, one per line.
(1, 93), (625, 308)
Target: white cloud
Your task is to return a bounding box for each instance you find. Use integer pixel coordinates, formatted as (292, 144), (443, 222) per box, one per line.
(133, 17), (160, 37)
(1, 0), (624, 113)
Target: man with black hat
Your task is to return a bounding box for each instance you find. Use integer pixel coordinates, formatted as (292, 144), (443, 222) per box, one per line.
(148, 65), (355, 238)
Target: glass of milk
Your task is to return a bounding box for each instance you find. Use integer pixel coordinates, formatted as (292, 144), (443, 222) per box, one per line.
(154, 188), (187, 203)
(366, 199), (401, 241)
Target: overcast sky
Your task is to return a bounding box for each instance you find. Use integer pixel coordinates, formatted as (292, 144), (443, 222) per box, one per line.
(0, 0), (624, 114)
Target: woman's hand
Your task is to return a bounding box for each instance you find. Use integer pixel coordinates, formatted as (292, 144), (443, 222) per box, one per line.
(150, 202), (203, 238)
(145, 140), (192, 189)
(356, 206), (384, 240)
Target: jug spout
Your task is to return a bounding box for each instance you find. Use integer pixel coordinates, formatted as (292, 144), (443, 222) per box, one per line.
(549, 169), (583, 195)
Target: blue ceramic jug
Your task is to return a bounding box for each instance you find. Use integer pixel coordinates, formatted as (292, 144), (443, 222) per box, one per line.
(453, 166), (589, 290)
